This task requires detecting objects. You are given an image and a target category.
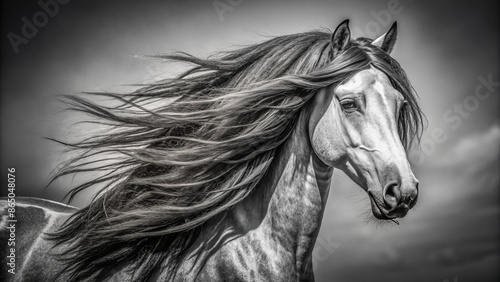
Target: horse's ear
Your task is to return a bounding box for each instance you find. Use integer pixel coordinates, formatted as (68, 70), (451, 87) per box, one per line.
(331, 19), (351, 57)
(372, 22), (398, 54)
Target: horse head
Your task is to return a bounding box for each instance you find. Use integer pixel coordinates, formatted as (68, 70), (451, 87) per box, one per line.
(308, 20), (419, 220)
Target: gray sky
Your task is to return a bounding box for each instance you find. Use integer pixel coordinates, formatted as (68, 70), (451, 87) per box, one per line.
(1, 0), (498, 281)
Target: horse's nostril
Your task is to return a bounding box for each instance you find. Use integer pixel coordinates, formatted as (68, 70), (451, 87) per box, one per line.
(383, 182), (401, 209)
(409, 187), (419, 208)
(386, 185), (396, 198)
(409, 194), (418, 208)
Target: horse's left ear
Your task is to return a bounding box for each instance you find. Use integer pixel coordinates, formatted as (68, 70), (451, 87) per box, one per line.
(372, 22), (398, 54)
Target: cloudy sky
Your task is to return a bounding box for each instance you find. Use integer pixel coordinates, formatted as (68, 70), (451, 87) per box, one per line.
(1, 0), (498, 281)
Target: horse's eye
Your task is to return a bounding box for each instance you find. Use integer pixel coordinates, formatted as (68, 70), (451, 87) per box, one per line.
(340, 100), (357, 113)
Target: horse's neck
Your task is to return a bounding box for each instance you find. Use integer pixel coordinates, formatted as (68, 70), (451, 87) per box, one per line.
(192, 112), (334, 277)
(234, 113), (333, 271)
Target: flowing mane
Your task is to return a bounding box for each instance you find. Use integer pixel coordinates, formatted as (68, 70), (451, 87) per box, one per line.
(48, 30), (423, 281)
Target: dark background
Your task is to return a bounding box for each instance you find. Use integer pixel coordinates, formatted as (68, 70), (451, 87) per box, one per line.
(1, 0), (499, 281)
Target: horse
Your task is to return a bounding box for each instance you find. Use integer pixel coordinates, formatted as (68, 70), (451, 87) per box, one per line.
(0, 20), (423, 281)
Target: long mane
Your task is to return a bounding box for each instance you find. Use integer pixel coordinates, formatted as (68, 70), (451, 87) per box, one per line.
(48, 30), (423, 281)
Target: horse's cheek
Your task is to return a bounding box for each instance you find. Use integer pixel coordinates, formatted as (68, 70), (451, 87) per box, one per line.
(310, 112), (345, 166)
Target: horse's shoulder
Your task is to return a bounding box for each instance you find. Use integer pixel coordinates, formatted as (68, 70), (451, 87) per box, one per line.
(0, 197), (78, 281)
(0, 196), (78, 242)
(0, 196), (77, 243)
